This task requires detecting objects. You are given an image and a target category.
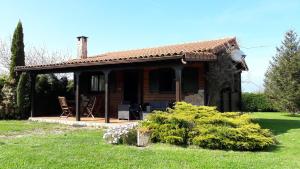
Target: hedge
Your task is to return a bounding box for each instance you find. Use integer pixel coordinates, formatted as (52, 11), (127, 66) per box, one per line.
(242, 92), (277, 112)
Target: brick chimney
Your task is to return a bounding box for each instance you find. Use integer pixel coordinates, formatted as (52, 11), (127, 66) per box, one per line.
(77, 36), (88, 59)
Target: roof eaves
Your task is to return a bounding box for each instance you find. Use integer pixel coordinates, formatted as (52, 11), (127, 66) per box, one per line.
(15, 54), (184, 72)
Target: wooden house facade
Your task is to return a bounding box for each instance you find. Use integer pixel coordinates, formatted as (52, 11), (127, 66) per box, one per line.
(15, 37), (248, 123)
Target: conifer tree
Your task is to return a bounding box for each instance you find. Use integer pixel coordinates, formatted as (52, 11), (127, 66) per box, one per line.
(16, 72), (30, 118)
(10, 21), (25, 82)
(264, 30), (300, 114)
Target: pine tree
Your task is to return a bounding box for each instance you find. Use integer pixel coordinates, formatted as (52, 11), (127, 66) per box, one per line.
(264, 30), (300, 114)
(10, 21), (25, 82)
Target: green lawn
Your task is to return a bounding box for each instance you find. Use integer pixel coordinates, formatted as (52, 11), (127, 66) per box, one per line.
(0, 112), (299, 169)
(0, 120), (65, 136)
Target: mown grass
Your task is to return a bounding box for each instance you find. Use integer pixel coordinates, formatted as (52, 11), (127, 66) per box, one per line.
(0, 120), (64, 136)
(0, 112), (299, 169)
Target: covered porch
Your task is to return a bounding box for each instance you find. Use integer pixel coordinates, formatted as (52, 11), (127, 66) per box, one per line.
(25, 61), (207, 123)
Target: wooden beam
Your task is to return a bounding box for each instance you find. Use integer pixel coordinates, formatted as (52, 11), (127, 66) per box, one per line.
(104, 70), (111, 123)
(174, 66), (183, 102)
(30, 73), (36, 117)
(75, 72), (81, 121)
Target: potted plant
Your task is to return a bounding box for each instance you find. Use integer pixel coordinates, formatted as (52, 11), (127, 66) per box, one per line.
(137, 127), (151, 147)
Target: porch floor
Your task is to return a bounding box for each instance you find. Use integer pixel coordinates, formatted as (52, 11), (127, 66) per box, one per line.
(29, 116), (138, 128)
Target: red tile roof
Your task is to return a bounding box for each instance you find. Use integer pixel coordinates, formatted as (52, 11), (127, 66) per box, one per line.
(16, 37), (238, 71)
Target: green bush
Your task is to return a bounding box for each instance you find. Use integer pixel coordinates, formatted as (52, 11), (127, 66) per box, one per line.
(103, 124), (137, 145)
(0, 80), (18, 119)
(35, 74), (71, 116)
(16, 73), (31, 119)
(0, 75), (8, 90)
(140, 102), (277, 151)
(120, 128), (137, 145)
(66, 80), (74, 95)
(242, 93), (277, 112)
(0, 75), (70, 120)
(0, 75), (8, 102)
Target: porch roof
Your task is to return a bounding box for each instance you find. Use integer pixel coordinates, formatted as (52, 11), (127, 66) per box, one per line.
(15, 37), (238, 72)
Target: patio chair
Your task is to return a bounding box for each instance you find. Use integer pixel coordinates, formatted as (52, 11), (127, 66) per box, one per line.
(129, 103), (142, 120)
(58, 96), (73, 118)
(118, 103), (142, 120)
(148, 101), (170, 112)
(84, 96), (97, 118)
(118, 104), (130, 120)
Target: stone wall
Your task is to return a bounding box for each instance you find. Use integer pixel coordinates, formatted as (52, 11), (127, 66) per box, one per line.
(206, 52), (242, 111)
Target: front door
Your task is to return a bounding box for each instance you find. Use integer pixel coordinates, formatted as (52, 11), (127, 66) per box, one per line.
(123, 70), (140, 104)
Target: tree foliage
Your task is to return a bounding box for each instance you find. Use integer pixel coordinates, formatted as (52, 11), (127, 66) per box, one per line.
(0, 80), (17, 119)
(0, 75), (8, 92)
(242, 92), (277, 112)
(35, 74), (72, 116)
(264, 30), (300, 114)
(10, 21), (25, 81)
(0, 21), (26, 119)
(16, 72), (31, 118)
(1, 36), (72, 75)
(0, 22), (73, 119)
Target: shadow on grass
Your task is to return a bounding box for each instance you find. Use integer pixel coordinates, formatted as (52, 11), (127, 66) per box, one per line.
(283, 114), (300, 118)
(254, 118), (300, 135)
(252, 115), (300, 152)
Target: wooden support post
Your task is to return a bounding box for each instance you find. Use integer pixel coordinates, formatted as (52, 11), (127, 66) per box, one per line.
(104, 70), (111, 123)
(30, 73), (36, 118)
(174, 66), (183, 102)
(75, 72), (81, 121)
(204, 62), (209, 106)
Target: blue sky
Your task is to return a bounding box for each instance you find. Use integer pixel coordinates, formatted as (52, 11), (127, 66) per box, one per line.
(1, 0), (300, 92)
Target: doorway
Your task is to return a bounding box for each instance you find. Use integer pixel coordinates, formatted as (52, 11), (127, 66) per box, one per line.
(123, 70), (140, 104)
(220, 87), (232, 112)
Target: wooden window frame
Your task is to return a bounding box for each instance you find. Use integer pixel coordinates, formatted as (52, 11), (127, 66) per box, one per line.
(149, 68), (175, 94)
(90, 74), (105, 93)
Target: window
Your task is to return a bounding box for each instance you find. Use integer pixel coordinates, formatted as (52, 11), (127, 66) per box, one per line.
(182, 68), (199, 92)
(149, 68), (175, 92)
(91, 74), (105, 92)
(149, 70), (159, 92)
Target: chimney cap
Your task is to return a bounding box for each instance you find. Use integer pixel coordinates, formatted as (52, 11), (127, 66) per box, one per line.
(77, 36), (88, 40)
